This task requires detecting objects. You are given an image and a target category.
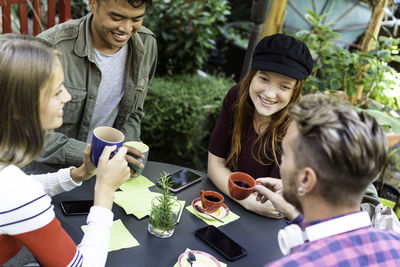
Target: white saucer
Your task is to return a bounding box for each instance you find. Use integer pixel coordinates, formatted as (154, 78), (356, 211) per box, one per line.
(178, 250), (221, 267)
(191, 198), (229, 220)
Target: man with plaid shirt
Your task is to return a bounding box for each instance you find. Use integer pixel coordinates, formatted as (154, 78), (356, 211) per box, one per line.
(255, 94), (400, 267)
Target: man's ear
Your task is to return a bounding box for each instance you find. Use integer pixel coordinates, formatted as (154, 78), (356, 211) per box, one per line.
(297, 167), (317, 194)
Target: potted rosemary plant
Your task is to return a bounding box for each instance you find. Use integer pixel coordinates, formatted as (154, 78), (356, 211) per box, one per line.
(148, 172), (181, 238)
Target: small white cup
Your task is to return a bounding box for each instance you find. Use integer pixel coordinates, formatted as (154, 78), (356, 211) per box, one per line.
(124, 141), (149, 176)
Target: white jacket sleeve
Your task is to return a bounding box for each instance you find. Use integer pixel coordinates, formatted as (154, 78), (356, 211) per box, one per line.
(78, 206), (114, 267)
(30, 167), (82, 197)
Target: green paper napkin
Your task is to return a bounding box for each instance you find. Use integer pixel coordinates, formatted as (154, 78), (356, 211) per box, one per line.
(114, 189), (186, 222)
(114, 189), (161, 219)
(186, 205), (240, 227)
(81, 219), (139, 252)
(119, 175), (155, 192)
(173, 248), (227, 267)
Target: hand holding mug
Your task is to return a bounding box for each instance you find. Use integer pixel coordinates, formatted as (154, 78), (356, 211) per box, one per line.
(94, 145), (131, 210)
(124, 141), (149, 176)
(255, 177), (283, 204)
(254, 178), (299, 220)
(70, 144), (96, 183)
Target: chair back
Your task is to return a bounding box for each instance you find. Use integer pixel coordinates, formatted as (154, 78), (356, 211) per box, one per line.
(0, 0), (71, 35)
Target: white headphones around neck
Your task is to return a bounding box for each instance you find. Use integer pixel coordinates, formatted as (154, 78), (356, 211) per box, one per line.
(278, 211), (371, 255)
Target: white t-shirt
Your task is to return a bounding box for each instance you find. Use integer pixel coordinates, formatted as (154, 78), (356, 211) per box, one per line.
(85, 45), (128, 143)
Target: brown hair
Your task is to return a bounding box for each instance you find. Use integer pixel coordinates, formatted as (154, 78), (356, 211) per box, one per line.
(0, 34), (59, 167)
(226, 69), (304, 170)
(289, 94), (388, 205)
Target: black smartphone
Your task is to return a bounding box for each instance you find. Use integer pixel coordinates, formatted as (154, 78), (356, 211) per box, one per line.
(195, 225), (247, 261)
(159, 168), (202, 193)
(60, 200), (93, 216)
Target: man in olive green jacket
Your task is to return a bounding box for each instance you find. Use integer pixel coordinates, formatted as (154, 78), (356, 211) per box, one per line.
(36, 0), (157, 168)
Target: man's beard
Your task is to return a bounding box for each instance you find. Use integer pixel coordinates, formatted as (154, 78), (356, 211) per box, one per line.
(283, 182), (303, 213)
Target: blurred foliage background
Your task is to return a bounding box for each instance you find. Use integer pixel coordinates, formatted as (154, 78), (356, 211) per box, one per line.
(2, 0), (399, 173)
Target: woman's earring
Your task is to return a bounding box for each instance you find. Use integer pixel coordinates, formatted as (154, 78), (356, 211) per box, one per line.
(297, 187), (306, 196)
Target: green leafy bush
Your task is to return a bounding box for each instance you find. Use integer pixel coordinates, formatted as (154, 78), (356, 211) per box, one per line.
(291, 10), (400, 133)
(223, 21), (251, 48)
(141, 74), (234, 170)
(294, 10), (400, 111)
(145, 0), (230, 75)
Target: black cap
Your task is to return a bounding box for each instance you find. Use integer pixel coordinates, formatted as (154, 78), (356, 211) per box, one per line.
(251, 34), (313, 80)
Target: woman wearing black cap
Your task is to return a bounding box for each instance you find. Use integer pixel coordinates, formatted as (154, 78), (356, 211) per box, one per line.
(207, 33), (313, 218)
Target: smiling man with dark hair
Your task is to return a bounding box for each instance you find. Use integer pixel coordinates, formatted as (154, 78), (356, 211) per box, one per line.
(35, 0), (156, 173)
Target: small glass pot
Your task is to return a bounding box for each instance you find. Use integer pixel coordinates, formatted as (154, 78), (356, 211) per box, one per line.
(148, 197), (181, 238)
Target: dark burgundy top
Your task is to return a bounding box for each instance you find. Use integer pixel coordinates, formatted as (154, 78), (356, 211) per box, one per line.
(209, 85), (281, 179)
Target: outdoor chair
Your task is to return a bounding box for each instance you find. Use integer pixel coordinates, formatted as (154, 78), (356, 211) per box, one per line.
(0, 0), (71, 35)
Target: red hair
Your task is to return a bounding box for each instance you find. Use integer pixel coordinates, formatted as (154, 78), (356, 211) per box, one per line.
(226, 69), (304, 170)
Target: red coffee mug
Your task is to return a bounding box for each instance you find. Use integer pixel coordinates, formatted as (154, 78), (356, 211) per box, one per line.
(199, 190), (224, 213)
(228, 172), (256, 200)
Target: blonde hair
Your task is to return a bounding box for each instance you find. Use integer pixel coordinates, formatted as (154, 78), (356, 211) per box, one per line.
(0, 34), (59, 167)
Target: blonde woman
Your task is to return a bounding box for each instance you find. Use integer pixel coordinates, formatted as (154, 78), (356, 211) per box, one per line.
(0, 34), (130, 266)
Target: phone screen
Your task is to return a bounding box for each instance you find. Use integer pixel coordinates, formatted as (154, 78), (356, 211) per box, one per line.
(167, 168), (202, 192)
(195, 225), (247, 261)
(60, 200), (93, 215)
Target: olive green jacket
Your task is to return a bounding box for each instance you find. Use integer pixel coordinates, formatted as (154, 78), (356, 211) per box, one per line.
(36, 13), (157, 167)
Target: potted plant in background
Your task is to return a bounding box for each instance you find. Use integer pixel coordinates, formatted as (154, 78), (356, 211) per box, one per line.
(293, 11), (400, 129)
(148, 172), (181, 238)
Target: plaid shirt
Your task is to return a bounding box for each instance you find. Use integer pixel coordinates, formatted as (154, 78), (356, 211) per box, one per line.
(266, 214), (400, 267)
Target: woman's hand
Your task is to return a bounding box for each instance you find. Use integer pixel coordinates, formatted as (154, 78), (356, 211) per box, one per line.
(70, 144), (96, 183)
(94, 145), (131, 210)
(254, 177), (300, 220)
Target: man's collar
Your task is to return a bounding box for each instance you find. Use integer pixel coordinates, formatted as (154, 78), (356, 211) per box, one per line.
(303, 211), (368, 229)
(73, 13), (93, 59)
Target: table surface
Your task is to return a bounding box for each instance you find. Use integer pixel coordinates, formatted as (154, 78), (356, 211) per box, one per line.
(52, 161), (286, 267)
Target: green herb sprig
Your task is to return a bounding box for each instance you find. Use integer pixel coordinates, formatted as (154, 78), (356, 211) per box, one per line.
(149, 172), (178, 230)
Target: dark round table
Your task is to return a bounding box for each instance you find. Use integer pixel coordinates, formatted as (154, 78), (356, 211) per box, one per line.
(52, 161), (286, 267)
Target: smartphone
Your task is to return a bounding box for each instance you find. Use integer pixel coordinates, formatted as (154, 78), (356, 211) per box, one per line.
(195, 225), (247, 261)
(60, 200), (93, 216)
(159, 168), (202, 193)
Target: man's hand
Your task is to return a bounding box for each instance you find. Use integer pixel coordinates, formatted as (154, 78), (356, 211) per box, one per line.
(124, 144), (144, 177)
(254, 178), (299, 220)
